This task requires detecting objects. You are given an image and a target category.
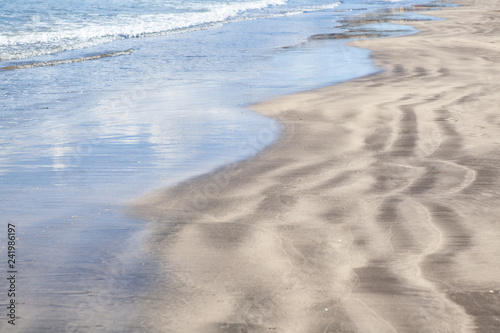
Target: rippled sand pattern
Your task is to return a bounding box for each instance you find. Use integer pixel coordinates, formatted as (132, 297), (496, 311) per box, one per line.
(130, 2), (500, 332)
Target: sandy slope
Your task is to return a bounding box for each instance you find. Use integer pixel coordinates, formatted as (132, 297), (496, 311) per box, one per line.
(130, 1), (500, 332)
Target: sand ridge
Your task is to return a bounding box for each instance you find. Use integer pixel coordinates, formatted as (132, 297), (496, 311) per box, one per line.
(130, 1), (500, 332)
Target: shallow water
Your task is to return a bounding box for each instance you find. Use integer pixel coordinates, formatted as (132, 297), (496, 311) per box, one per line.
(0, 0), (443, 330)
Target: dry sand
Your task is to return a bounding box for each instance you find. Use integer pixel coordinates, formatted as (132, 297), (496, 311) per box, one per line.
(129, 1), (500, 332)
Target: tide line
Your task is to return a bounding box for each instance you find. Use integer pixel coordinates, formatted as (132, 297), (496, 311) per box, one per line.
(1, 48), (134, 71)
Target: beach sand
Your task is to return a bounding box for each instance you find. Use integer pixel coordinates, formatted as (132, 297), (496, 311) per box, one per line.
(129, 1), (500, 332)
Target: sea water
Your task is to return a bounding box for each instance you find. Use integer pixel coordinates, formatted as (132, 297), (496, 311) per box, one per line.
(0, 0), (440, 330)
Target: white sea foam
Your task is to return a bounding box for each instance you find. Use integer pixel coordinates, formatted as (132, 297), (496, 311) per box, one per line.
(0, 0), (341, 61)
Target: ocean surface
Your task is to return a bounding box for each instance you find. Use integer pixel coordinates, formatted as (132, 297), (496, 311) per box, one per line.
(0, 0), (442, 330)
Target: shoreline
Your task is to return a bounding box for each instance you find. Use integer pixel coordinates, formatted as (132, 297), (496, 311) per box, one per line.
(130, 1), (500, 331)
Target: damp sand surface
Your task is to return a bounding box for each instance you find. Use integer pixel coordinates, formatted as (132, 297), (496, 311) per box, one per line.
(129, 1), (500, 332)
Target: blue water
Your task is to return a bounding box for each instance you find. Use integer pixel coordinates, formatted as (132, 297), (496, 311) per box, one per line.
(0, 0), (441, 330)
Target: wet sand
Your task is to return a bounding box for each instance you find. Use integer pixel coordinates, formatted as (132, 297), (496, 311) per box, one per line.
(129, 1), (500, 332)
